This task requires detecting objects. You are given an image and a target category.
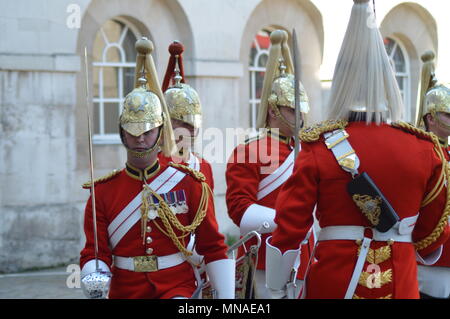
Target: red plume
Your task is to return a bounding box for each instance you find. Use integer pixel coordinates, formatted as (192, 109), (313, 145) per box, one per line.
(162, 41), (186, 92)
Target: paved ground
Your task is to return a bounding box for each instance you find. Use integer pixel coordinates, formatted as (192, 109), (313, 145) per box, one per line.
(0, 266), (85, 299)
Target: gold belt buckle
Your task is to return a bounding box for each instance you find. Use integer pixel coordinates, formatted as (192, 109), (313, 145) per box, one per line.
(133, 256), (158, 272)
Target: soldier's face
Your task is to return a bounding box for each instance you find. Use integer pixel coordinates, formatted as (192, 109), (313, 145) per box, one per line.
(427, 112), (450, 139)
(279, 106), (296, 127)
(268, 106), (295, 136)
(123, 127), (160, 152)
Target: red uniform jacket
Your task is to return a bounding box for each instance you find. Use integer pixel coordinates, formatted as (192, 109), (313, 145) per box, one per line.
(226, 130), (314, 276)
(271, 122), (450, 299)
(80, 160), (227, 299)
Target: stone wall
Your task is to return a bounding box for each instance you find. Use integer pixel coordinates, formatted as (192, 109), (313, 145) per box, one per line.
(0, 71), (79, 272)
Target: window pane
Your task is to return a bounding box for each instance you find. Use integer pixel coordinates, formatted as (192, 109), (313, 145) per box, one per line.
(93, 66), (100, 98)
(123, 67), (135, 98)
(393, 49), (406, 73)
(103, 20), (123, 44)
(249, 29), (271, 128)
(93, 30), (105, 63)
(396, 76), (404, 90)
(93, 102), (100, 135)
(103, 67), (118, 98)
(250, 46), (257, 67)
(123, 28), (137, 62)
(106, 47), (121, 63)
(255, 71), (265, 99)
(258, 53), (269, 68)
(104, 103), (120, 134)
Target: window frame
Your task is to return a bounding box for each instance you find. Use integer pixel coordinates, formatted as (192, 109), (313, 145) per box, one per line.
(385, 36), (411, 122)
(249, 31), (270, 130)
(92, 21), (139, 145)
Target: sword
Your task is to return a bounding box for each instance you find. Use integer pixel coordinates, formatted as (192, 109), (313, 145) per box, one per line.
(292, 29), (301, 160)
(81, 47), (111, 299)
(84, 47), (100, 271)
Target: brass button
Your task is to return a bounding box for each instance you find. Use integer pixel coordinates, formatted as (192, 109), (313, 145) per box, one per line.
(146, 248), (153, 255)
(146, 237), (153, 244)
(146, 226), (152, 233)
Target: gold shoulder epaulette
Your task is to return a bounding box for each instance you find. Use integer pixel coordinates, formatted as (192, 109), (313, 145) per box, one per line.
(82, 169), (121, 189)
(169, 162), (206, 183)
(391, 121), (436, 142)
(299, 119), (348, 142)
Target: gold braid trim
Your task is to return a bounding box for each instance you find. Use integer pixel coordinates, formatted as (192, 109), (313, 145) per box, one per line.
(353, 294), (392, 299)
(82, 169), (121, 189)
(392, 121), (450, 251)
(141, 162), (211, 257)
(169, 162), (206, 182)
(357, 245), (392, 265)
(299, 119), (348, 143)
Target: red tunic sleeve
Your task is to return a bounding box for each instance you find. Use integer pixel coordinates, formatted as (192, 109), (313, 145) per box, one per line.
(225, 143), (261, 227)
(271, 142), (318, 252)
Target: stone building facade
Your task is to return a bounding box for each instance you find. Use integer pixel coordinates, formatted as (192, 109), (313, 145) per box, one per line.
(1, 0), (449, 272)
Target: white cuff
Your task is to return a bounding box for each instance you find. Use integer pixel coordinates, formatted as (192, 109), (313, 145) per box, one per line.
(265, 236), (301, 292)
(81, 259), (111, 278)
(206, 259), (236, 299)
(240, 204), (276, 236)
(416, 246), (443, 266)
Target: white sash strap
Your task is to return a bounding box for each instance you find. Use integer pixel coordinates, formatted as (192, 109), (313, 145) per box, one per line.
(345, 237), (372, 299)
(257, 150), (295, 200)
(324, 129), (360, 176)
(108, 167), (186, 249)
(188, 153), (200, 171)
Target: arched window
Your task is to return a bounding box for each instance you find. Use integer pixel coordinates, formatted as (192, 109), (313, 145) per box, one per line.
(92, 19), (139, 144)
(249, 30), (270, 129)
(384, 37), (411, 121)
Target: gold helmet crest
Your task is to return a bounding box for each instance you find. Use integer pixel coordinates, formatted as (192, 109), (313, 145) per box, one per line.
(256, 29), (309, 130)
(162, 41), (202, 130)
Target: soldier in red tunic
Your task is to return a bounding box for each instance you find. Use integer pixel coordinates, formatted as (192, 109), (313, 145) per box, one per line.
(266, 0), (450, 299)
(79, 37), (234, 299)
(226, 29), (313, 298)
(416, 50), (450, 299)
(158, 41), (214, 190)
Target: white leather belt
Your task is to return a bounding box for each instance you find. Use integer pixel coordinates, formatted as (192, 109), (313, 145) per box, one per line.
(113, 252), (185, 272)
(318, 214), (418, 243)
(319, 225), (412, 243)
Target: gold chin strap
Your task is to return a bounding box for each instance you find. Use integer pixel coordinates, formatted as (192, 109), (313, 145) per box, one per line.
(141, 162), (210, 257)
(124, 127), (162, 158)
